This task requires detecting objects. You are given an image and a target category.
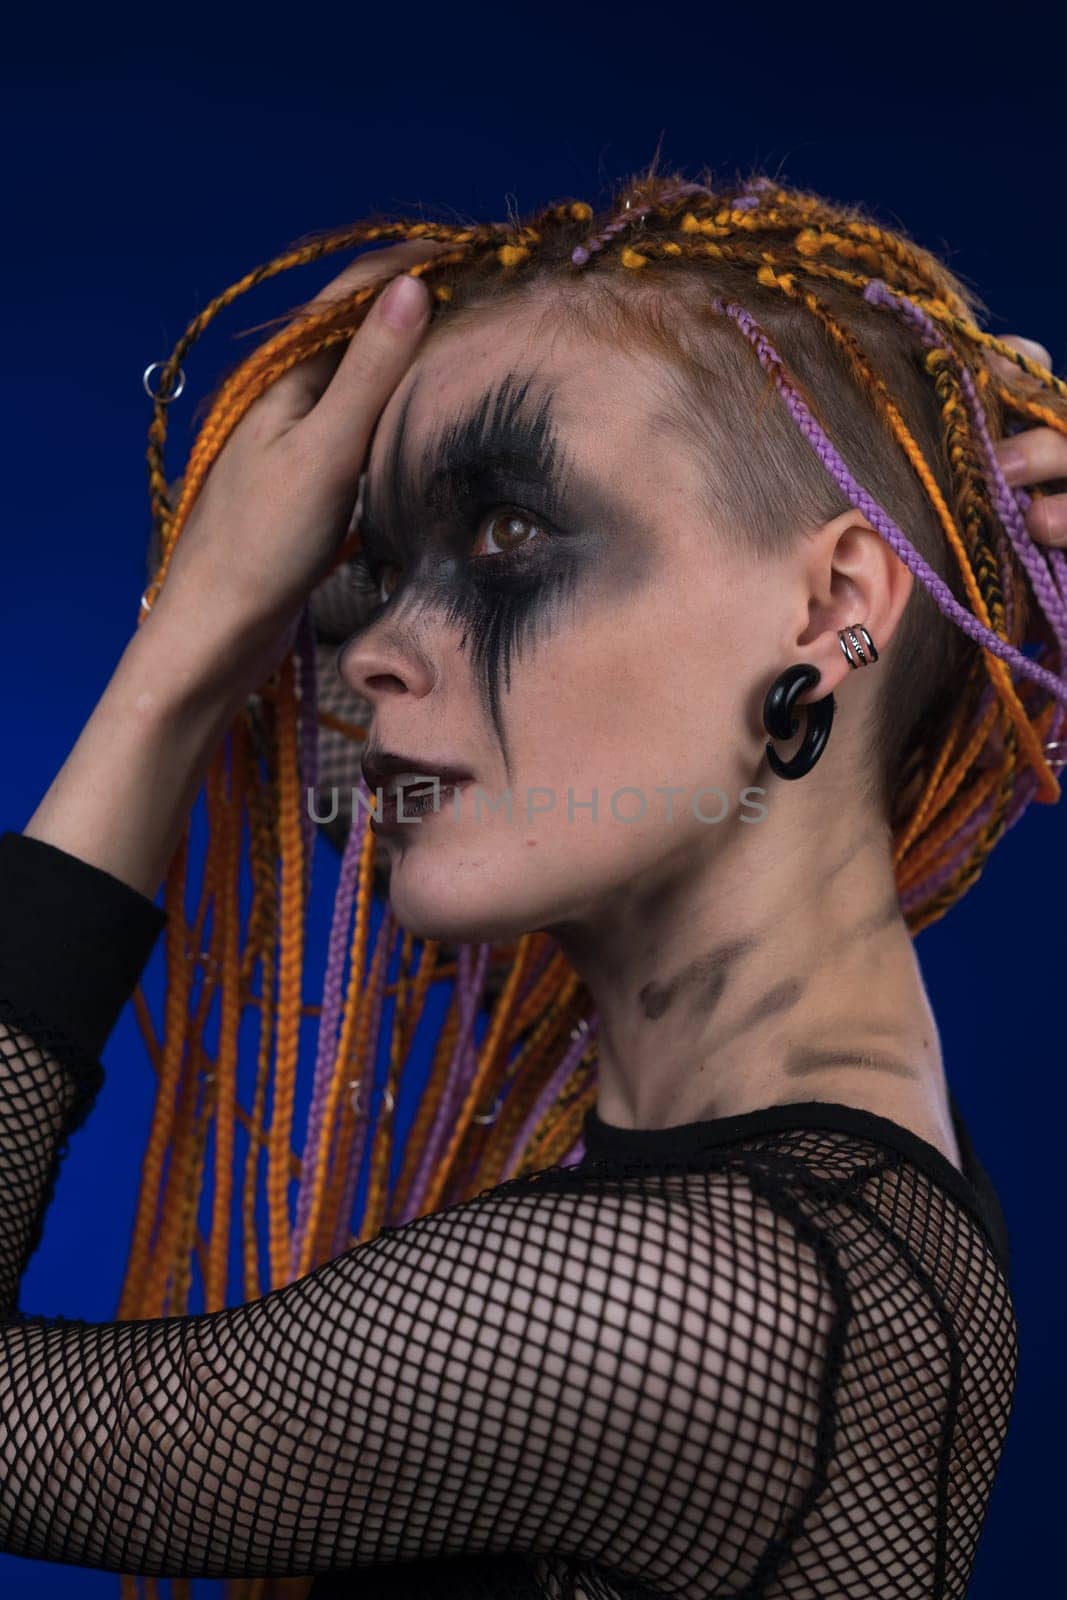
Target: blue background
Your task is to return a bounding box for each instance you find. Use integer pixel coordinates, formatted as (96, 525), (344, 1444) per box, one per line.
(1, 8), (1063, 1595)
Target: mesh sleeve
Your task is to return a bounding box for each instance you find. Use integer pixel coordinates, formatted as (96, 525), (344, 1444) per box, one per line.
(0, 836), (1018, 1596)
(0, 1000), (840, 1588)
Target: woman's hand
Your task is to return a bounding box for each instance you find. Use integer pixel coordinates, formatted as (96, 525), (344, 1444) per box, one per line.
(22, 239), (454, 898)
(145, 238), (452, 701)
(990, 334), (1067, 547)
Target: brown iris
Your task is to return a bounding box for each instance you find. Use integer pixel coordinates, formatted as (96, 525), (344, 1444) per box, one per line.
(471, 508), (546, 558)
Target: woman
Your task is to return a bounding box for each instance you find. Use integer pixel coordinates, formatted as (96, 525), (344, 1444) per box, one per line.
(1, 167), (1065, 1598)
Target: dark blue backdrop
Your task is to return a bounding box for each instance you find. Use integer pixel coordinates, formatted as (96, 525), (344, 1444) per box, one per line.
(1, 9), (1062, 1595)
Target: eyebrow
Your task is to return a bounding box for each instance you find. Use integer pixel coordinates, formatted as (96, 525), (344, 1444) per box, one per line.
(359, 369), (637, 551)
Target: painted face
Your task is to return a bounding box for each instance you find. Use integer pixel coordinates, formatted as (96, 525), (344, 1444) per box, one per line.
(351, 366), (649, 771)
(337, 299), (783, 946)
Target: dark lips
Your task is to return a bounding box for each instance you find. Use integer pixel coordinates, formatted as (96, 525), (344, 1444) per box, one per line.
(360, 751), (475, 833)
(370, 778), (471, 831)
(360, 751), (475, 796)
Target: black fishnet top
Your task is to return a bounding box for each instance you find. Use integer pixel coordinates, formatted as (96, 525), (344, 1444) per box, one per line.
(0, 830), (1018, 1598)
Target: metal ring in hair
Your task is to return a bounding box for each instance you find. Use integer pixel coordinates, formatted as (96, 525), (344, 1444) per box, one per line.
(143, 361), (186, 403)
(348, 1079), (395, 1118)
(762, 663), (836, 781)
(473, 1092), (505, 1127)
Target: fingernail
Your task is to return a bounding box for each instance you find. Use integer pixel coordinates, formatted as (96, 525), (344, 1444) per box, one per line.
(1030, 497), (1067, 544)
(997, 442), (1027, 482)
(1009, 337), (1052, 367)
(378, 274), (428, 330)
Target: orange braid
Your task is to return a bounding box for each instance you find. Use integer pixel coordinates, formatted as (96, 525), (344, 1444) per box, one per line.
(296, 815), (375, 1275)
(267, 655), (305, 1287)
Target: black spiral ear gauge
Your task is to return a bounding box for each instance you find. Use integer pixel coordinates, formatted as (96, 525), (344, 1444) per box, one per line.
(762, 663), (836, 780)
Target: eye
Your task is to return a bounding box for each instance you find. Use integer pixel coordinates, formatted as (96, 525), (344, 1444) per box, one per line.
(344, 549), (401, 607)
(346, 502), (551, 605)
(375, 562), (403, 603)
(470, 507), (549, 561)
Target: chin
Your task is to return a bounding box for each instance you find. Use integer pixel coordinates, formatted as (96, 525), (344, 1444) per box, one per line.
(380, 842), (543, 946)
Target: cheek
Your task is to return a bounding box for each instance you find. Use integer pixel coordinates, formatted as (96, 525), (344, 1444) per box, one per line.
(505, 587), (674, 779)
(532, 569), (748, 775)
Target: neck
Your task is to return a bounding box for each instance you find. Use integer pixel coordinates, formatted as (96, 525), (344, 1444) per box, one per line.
(549, 798), (951, 1140)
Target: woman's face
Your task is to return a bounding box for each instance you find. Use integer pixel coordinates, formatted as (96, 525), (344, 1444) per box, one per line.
(338, 299), (790, 946)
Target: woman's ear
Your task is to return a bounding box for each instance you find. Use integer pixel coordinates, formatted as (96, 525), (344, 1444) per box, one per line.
(792, 508), (912, 704)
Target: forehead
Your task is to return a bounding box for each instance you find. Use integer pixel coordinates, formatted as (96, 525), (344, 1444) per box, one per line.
(364, 298), (672, 482)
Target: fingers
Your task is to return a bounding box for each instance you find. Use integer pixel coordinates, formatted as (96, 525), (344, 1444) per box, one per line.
(986, 333), (1055, 389)
(298, 270), (433, 471)
(260, 239), (453, 424)
(301, 238), (452, 316)
(982, 335), (1067, 547)
(995, 425), (1067, 486)
(1024, 494), (1067, 546)
(992, 426), (1067, 546)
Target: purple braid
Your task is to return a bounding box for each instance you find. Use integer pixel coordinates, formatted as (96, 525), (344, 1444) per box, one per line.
(729, 175), (776, 212)
(571, 181), (713, 267)
(862, 280), (1067, 648)
(329, 907), (398, 1255)
(290, 792), (369, 1276)
(501, 1012), (599, 1180)
(295, 603), (320, 908)
(898, 787), (1001, 916)
(858, 283), (1067, 816)
(712, 297), (1067, 713)
(403, 940), (492, 1220)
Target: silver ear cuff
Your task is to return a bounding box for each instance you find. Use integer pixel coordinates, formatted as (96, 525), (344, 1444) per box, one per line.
(837, 623), (879, 668)
(832, 623), (1067, 768)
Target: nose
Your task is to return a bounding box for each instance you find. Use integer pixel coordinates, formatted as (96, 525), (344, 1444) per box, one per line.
(336, 616), (437, 706)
